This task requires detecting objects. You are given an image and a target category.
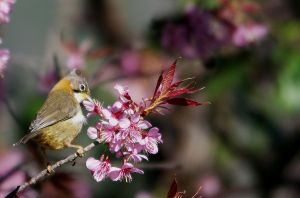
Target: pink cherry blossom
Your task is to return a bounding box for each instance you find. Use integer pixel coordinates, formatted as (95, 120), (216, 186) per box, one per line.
(84, 84), (162, 182)
(0, 49), (9, 78)
(124, 146), (148, 163)
(232, 23), (268, 47)
(108, 163), (143, 182)
(82, 99), (102, 117)
(87, 127), (98, 139)
(119, 118), (131, 129)
(100, 123), (116, 143)
(114, 84), (129, 95)
(141, 127), (162, 154)
(83, 100), (95, 112)
(86, 156), (111, 182)
(0, 0), (15, 24)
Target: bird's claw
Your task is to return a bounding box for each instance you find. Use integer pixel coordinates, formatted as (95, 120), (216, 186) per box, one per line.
(47, 164), (54, 174)
(76, 148), (84, 157)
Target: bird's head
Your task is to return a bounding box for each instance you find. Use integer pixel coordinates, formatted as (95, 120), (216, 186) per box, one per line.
(65, 69), (92, 103)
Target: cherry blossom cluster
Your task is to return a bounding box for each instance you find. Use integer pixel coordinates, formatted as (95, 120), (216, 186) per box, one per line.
(82, 60), (206, 183)
(83, 84), (162, 182)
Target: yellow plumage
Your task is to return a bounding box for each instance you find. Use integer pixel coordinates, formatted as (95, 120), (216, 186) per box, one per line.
(15, 70), (91, 152)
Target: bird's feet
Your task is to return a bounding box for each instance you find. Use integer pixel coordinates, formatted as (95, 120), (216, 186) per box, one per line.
(47, 163), (54, 175)
(76, 147), (85, 157)
(65, 143), (85, 157)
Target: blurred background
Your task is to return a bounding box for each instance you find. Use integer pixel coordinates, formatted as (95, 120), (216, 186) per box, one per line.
(1, 0), (300, 197)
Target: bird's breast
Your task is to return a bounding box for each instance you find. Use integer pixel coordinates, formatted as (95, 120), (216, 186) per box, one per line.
(70, 109), (86, 125)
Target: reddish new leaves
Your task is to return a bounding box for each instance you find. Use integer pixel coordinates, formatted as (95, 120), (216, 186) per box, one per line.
(143, 60), (209, 116)
(167, 178), (185, 198)
(167, 177), (202, 198)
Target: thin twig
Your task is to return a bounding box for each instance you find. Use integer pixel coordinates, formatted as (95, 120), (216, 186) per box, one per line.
(17, 140), (100, 193)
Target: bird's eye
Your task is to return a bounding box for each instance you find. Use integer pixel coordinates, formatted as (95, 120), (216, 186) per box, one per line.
(79, 84), (86, 92)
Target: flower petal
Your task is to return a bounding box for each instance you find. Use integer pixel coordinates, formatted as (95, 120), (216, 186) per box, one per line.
(109, 117), (119, 126)
(87, 127), (98, 139)
(108, 167), (122, 181)
(86, 157), (100, 171)
(112, 101), (123, 112)
(131, 113), (140, 123)
(119, 118), (130, 129)
(137, 120), (152, 129)
(114, 84), (128, 95)
(102, 108), (112, 119)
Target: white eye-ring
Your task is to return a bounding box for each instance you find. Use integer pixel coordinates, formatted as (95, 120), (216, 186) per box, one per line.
(79, 84), (86, 91)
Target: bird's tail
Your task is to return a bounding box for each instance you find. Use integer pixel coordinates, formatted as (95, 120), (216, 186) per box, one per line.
(13, 134), (31, 147)
(13, 140), (22, 146)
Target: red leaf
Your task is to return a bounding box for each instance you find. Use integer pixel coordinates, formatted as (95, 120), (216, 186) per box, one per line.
(174, 192), (185, 198)
(161, 60), (177, 93)
(167, 178), (178, 198)
(167, 88), (199, 98)
(167, 98), (206, 107)
(152, 71), (164, 102)
(170, 77), (195, 89)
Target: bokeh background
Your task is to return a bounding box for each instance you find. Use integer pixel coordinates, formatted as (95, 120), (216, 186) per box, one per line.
(1, 0), (300, 197)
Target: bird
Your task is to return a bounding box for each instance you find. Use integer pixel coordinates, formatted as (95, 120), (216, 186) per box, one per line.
(14, 69), (91, 171)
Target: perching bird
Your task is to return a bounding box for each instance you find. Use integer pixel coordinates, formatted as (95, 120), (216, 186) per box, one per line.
(14, 69), (91, 170)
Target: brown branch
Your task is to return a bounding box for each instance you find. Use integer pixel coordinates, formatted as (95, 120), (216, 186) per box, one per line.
(17, 140), (100, 194)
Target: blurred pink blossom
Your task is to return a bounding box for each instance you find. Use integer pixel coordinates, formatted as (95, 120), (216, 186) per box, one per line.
(0, 49), (9, 78)
(0, 150), (25, 197)
(63, 39), (111, 69)
(232, 23), (268, 47)
(64, 40), (92, 69)
(121, 50), (141, 75)
(0, 0), (15, 24)
(41, 172), (91, 198)
(160, 6), (228, 59)
(199, 175), (221, 197)
(38, 69), (60, 94)
(135, 191), (154, 198)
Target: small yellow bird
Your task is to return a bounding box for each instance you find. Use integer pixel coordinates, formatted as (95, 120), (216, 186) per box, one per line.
(14, 69), (91, 159)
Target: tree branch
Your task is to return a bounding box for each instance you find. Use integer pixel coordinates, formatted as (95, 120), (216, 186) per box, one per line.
(17, 140), (100, 194)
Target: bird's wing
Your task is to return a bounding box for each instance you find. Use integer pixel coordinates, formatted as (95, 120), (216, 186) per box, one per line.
(18, 90), (78, 143)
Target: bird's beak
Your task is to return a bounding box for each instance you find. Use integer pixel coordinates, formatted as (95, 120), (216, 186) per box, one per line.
(85, 94), (93, 103)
